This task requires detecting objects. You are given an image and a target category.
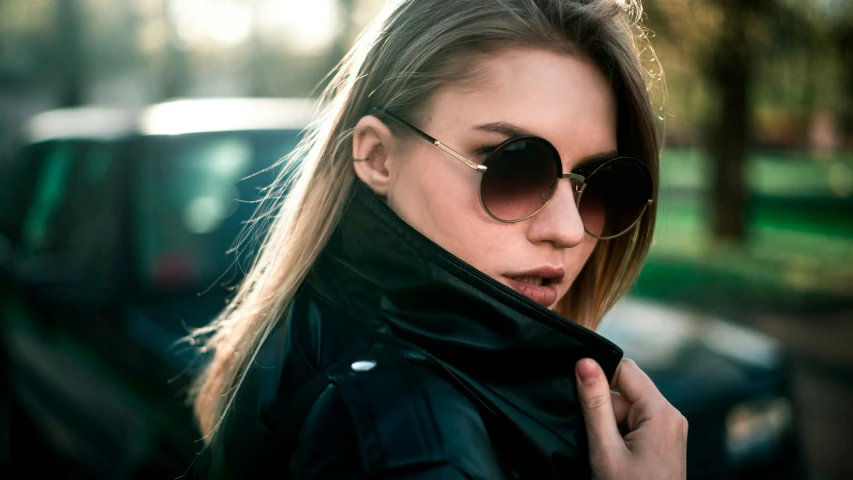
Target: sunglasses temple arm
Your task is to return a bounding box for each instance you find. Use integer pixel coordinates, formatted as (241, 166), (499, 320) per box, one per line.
(368, 107), (484, 171)
(434, 143), (485, 171)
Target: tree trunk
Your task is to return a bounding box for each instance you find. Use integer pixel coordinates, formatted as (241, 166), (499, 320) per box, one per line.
(323, 0), (356, 84)
(56, 0), (85, 107)
(161, 0), (191, 100)
(837, 23), (853, 148)
(705, 0), (754, 242)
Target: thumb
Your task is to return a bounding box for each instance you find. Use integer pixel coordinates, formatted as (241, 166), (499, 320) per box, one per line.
(576, 358), (624, 454)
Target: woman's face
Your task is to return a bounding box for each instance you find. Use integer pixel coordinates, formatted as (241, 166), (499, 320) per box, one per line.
(353, 47), (617, 311)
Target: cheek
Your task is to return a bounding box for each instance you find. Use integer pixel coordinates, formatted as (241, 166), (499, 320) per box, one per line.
(386, 151), (508, 274)
(561, 238), (598, 287)
(387, 148), (473, 229)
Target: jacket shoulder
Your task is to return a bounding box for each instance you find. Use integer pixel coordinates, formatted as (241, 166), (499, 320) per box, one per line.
(290, 346), (505, 479)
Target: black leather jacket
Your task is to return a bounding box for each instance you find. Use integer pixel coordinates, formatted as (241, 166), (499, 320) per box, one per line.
(198, 182), (623, 479)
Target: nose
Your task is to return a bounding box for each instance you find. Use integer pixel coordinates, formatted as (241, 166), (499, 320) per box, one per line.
(526, 179), (586, 248)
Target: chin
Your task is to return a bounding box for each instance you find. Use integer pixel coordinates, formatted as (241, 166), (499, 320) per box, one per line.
(547, 296), (562, 313)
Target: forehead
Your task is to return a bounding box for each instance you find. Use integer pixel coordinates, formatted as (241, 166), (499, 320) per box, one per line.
(425, 48), (618, 163)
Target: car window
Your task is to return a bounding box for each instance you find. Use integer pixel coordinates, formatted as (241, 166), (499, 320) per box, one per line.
(0, 144), (47, 243)
(18, 140), (123, 283)
(133, 130), (300, 292)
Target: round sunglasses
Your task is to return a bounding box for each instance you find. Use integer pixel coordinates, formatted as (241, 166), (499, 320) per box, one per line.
(364, 107), (654, 240)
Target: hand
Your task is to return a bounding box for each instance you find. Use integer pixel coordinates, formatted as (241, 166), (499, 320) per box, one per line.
(575, 358), (688, 480)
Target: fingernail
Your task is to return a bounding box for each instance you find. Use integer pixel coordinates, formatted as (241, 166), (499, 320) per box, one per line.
(576, 358), (600, 386)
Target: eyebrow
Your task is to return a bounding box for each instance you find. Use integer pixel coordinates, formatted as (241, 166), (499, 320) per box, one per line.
(474, 121), (537, 138)
(573, 151), (618, 172)
(473, 121), (618, 171)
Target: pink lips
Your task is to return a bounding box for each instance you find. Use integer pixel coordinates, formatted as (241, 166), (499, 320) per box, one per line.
(504, 277), (559, 307)
(503, 265), (565, 308)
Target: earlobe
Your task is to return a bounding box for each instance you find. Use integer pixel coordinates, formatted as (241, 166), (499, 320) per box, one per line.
(352, 116), (394, 196)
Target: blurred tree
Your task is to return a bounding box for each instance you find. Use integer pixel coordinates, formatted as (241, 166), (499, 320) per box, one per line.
(162, 0), (191, 99)
(834, 19), (853, 146)
(703, 0), (757, 241)
(644, 0), (827, 242)
(327, 0), (356, 76)
(56, 0), (85, 106)
(0, 0), (52, 90)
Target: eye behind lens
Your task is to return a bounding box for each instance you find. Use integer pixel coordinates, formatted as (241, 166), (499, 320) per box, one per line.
(478, 143), (652, 237)
(580, 157), (651, 239)
(479, 137), (561, 222)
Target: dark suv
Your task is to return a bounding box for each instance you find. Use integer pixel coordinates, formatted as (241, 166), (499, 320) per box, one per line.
(0, 99), (312, 477)
(0, 98), (808, 479)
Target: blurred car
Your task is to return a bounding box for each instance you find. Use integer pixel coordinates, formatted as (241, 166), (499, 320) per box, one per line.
(0, 98), (312, 478)
(598, 299), (807, 479)
(0, 99), (809, 479)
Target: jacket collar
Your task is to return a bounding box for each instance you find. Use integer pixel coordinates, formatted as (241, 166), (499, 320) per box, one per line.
(307, 181), (623, 380)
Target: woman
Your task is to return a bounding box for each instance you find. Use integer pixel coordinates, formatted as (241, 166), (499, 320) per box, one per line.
(191, 0), (687, 478)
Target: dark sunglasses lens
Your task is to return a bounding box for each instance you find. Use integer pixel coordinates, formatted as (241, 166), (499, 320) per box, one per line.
(580, 159), (651, 238)
(480, 139), (559, 221)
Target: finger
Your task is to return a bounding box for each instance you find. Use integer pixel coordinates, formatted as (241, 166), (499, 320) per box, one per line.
(611, 390), (630, 426)
(609, 358), (664, 408)
(576, 358), (624, 453)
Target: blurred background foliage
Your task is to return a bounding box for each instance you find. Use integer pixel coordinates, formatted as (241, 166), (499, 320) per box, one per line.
(2, 0), (850, 316)
(640, 0), (853, 318)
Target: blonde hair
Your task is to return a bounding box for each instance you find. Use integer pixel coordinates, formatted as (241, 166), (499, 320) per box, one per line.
(191, 0), (663, 440)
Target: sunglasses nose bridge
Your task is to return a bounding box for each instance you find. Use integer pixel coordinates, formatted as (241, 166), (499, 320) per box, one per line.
(557, 174), (586, 205)
(545, 177), (585, 218)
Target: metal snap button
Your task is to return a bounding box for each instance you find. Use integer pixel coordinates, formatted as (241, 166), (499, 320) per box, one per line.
(351, 360), (377, 372)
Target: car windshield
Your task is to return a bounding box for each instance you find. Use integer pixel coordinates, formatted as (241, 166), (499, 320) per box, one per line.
(10, 139), (124, 284)
(133, 130), (300, 293)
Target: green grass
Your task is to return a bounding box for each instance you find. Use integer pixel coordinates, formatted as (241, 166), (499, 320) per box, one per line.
(659, 149), (853, 197)
(634, 149), (853, 315)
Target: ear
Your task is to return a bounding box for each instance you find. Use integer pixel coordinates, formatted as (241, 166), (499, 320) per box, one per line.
(352, 115), (396, 197)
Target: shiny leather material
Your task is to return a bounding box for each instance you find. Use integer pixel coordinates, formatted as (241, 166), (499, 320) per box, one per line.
(200, 182), (623, 479)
